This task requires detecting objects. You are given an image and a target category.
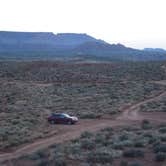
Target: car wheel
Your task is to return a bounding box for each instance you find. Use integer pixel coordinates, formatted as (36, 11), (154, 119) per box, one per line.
(50, 120), (55, 124)
(68, 121), (72, 125)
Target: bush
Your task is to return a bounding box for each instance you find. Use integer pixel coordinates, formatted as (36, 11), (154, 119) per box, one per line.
(86, 151), (113, 164)
(123, 149), (144, 158)
(94, 133), (106, 144)
(119, 133), (129, 141)
(149, 137), (159, 144)
(155, 152), (166, 162)
(143, 132), (153, 138)
(65, 143), (81, 156)
(120, 161), (128, 166)
(70, 138), (80, 144)
(128, 161), (144, 166)
(26, 152), (44, 160)
(134, 139), (148, 148)
(141, 119), (152, 130)
(101, 127), (113, 134)
(35, 150), (46, 158)
(80, 139), (95, 150)
(112, 142), (124, 150)
(53, 158), (67, 166)
(159, 127), (166, 133)
(37, 160), (49, 166)
(113, 140), (133, 150)
(154, 144), (166, 153)
(160, 135), (166, 142)
(80, 113), (102, 119)
(142, 119), (150, 124)
(80, 131), (93, 139)
(110, 149), (123, 158)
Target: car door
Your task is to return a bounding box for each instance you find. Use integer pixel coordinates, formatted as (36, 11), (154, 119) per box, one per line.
(60, 114), (68, 124)
(54, 114), (61, 123)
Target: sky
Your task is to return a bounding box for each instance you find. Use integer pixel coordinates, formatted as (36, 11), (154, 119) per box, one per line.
(0, 0), (166, 49)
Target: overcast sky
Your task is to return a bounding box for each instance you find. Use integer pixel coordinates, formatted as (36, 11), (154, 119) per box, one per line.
(0, 0), (165, 49)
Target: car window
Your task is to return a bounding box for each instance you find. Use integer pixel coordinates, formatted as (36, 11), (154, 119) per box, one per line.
(62, 114), (70, 118)
(52, 114), (60, 117)
(60, 114), (65, 118)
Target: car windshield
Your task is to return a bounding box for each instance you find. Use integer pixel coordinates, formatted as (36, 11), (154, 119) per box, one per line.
(52, 113), (60, 117)
(62, 114), (70, 118)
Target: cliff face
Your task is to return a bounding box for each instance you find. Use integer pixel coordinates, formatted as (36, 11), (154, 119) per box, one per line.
(0, 31), (131, 52)
(0, 31), (166, 61)
(0, 32), (102, 49)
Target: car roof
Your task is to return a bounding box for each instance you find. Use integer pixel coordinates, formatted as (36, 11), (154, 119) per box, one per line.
(52, 113), (69, 116)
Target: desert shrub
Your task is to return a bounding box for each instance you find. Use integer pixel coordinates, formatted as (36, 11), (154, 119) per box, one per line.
(142, 132), (153, 138)
(142, 119), (149, 124)
(52, 158), (67, 166)
(80, 131), (93, 139)
(51, 151), (66, 166)
(37, 159), (49, 166)
(152, 140), (161, 150)
(0, 128), (9, 141)
(119, 133), (130, 141)
(94, 133), (106, 144)
(122, 126), (140, 132)
(49, 143), (59, 149)
(149, 135), (160, 145)
(65, 144), (83, 160)
(11, 119), (20, 125)
(112, 143), (124, 150)
(123, 149), (144, 158)
(101, 127), (113, 134)
(70, 138), (80, 144)
(1, 61), (166, 151)
(141, 119), (152, 130)
(121, 140), (134, 147)
(25, 150), (47, 161)
(36, 150), (46, 158)
(159, 127), (166, 133)
(128, 161), (144, 166)
(113, 140), (133, 150)
(154, 144), (166, 153)
(86, 150), (113, 164)
(66, 143), (81, 154)
(120, 161), (128, 166)
(134, 141), (145, 148)
(26, 152), (43, 160)
(134, 138), (148, 148)
(101, 139), (112, 146)
(7, 136), (21, 147)
(160, 135), (166, 142)
(79, 113), (102, 119)
(110, 149), (123, 158)
(155, 152), (166, 162)
(80, 139), (95, 150)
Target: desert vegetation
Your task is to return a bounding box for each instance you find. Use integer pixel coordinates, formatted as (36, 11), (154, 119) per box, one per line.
(140, 96), (166, 112)
(0, 61), (166, 150)
(3, 121), (166, 166)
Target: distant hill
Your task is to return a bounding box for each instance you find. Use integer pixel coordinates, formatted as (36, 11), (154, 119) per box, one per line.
(0, 31), (166, 61)
(0, 31), (104, 50)
(144, 48), (166, 53)
(73, 42), (135, 56)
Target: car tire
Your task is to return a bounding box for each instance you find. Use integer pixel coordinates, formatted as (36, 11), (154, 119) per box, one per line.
(50, 120), (55, 124)
(68, 121), (72, 125)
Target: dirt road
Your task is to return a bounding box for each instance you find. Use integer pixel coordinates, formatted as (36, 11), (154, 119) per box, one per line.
(0, 91), (166, 162)
(117, 91), (166, 121)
